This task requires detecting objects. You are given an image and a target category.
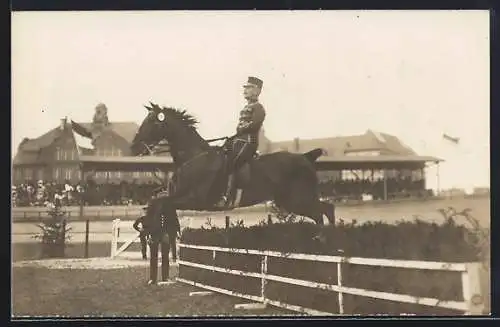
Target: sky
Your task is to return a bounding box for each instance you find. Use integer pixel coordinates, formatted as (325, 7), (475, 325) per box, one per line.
(11, 10), (490, 192)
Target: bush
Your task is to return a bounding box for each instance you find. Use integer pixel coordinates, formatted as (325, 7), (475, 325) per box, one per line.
(179, 207), (487, 315)
(33, 203), (71, 258)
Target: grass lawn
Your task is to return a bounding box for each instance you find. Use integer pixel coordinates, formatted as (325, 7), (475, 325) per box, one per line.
(12, 242), (292, 317)
(12, 266), (291, 317)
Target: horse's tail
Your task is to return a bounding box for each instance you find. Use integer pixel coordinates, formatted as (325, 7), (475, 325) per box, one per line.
(302, 148), (325, 163)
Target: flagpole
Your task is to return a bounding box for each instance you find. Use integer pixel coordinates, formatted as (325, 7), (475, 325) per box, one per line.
(435, 161), (440, 196)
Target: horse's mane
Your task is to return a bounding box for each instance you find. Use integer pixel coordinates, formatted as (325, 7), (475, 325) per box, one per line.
(146, 102), (199, 130)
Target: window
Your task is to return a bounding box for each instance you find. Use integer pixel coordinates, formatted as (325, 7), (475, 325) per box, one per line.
(53, 168), (61, 180)
(111, 147), (121, 157)
(133, 172), (140, 178)
(65, 169), (72, 180)
(55, 148), (63, 160)
(25, 168), (33, 180)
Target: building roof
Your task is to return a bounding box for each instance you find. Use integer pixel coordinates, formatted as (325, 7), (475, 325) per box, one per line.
(18, 128), (63, 152)
(79, 122), (139, 143)
(269, 130), (417, 156)
(12, 151), (40, 165)
(17, 121), (139, 153)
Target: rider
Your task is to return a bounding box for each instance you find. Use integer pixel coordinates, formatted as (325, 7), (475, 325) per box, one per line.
(216, 76), (266, 208)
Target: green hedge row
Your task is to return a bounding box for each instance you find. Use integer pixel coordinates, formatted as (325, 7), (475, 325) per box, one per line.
(181, 218), (480, 262)
(179, 217), (483, 315)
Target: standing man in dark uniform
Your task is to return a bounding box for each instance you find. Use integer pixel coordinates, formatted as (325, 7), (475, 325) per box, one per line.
(216, 76), (266, 208)
(133, 207), (149, 260)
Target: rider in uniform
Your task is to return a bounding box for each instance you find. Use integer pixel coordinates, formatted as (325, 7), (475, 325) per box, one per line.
(216, 76), (266, 208)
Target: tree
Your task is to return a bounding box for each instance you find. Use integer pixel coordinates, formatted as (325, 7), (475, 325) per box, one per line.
(33, 202), (71, 258)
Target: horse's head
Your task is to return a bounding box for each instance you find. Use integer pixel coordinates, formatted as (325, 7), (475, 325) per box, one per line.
(130, 102), (201, 157)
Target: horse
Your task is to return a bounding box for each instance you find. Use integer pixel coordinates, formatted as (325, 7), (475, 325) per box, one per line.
(130, 102), (335, 227)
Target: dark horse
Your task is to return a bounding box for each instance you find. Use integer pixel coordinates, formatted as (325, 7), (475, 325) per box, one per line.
(131, 102), (335, 227)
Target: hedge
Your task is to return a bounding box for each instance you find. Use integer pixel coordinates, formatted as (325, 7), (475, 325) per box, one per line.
(178, 211), (487, 315)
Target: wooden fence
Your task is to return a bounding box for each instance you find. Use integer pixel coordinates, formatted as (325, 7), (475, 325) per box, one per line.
(176, 243), (486, 316)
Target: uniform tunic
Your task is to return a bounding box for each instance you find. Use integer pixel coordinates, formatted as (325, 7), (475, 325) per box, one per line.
(228, 100), (266, 170)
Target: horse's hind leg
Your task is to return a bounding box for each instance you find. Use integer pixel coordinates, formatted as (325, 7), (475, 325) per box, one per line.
(276, 180), (325, 225)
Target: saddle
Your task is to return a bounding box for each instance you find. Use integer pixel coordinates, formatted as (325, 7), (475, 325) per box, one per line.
(217, 148), (260, 188)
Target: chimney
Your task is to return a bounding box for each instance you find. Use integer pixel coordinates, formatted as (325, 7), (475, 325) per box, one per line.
(293, 137), (300, 152)
(60, 117), (67, 130)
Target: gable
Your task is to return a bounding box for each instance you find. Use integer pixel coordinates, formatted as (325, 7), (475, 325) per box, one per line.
(379, 132), (417, 155)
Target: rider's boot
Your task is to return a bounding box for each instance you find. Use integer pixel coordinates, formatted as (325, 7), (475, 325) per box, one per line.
(215, 174), (235, 209)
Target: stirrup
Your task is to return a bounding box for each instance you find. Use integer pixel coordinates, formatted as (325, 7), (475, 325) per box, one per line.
(214, 196), (228, 207)
(215, 195), (236, 209)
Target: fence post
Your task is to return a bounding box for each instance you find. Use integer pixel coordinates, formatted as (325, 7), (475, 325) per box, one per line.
(267, 214), (272, 225)
(212, 250), (216, 273)
(337, 250), (345, 315)
(84, 219), (90, 258)
(111, 218), (120, 258)
(225, 216), (230, 229)
(261, 254), (268, 304)
(61, 219), (67, 257)
(462, 262), (486, 315)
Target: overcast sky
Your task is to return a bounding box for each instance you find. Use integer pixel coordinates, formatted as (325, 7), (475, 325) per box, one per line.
(11, 10), (489, 191)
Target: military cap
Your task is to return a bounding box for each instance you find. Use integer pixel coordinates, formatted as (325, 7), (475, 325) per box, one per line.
(244, 76), (263, 89)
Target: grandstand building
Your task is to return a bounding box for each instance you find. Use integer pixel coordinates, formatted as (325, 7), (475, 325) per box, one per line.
(265, 129), (425, 182)
(12, 103), (162, 184)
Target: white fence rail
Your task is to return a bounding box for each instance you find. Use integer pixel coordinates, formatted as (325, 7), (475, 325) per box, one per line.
(111, 219), (140, 258)
(177, 243), (485, 316)
(110, 218), (180, 260)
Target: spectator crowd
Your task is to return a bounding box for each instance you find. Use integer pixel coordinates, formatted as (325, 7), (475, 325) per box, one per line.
(318, 175), (432, 202)
(12, 175), (431, 208)
(11, 180), (164, 207)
